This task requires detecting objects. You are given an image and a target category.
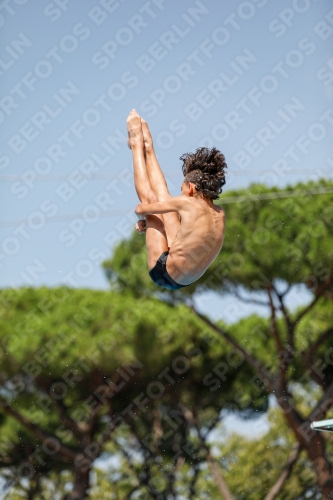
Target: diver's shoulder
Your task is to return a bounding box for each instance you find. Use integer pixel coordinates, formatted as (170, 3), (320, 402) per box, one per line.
(214, 204), (225, 216)
(208, 200), (224, 212)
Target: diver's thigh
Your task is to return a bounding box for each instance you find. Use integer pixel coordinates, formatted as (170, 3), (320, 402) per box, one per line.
(145, 215), (169, 270)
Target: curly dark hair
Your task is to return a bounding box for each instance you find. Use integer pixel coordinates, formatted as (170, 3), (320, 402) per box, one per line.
(180, 147), (227, 200)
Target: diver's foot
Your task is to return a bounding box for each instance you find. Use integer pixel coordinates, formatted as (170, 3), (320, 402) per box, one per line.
(141, 118), (153, 151)
(126, 109), (143, 148)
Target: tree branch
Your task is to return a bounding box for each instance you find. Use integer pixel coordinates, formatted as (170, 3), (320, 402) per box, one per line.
(182, 407), (235, 500)
(164, 460), (179, 500)
(267, 288), (293, 389)
(202, 413), (224, 441)
(267, 288), (284, 355)
(273, 287), (294, 352)
(190, 305), (273, 391)
(207, 456), (235, 500)
(302, 327), (333, 365)
(291, 278), (332, 329)
(189, 461), (200, 500)
(0, 398), (78, 462)
(292, 293), (322, 328)
(279, 283), (292, 298)
(0, 460), (16, 466)
(54, 399), (88, 441)
(229, 285), (270, 307)
(299, 327), (333, 390)
(308, 380), (333, 423)
(115, 439), (141, 485)
(263, 444), (301, 500)
(115, 440), (157, 498)
(299, 326), (333, 390)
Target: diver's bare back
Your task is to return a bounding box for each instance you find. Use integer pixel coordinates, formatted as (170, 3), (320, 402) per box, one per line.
(167, 196), (225, 285)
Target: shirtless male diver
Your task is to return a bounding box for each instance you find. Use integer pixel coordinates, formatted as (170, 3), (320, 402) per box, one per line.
(126, 109), (227, 291)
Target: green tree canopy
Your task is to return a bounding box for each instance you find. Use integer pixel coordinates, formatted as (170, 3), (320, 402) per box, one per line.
(0, 286), (264, 499)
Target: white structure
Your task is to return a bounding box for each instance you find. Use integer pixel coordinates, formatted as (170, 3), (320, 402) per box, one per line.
(310, 419), (333, 432)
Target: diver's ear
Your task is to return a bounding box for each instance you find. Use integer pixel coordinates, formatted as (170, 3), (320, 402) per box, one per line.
(188, 182), (195, 196)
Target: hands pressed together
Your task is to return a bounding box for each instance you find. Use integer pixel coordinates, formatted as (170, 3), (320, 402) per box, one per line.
(135, 219), (146, 234)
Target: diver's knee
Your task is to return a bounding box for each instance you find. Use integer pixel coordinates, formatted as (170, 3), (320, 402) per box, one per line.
(146, 191), (158, 204)
(146, 214), (164, 229)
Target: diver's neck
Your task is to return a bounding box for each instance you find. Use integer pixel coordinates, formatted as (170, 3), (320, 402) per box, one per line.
(192, 192), (214, 206)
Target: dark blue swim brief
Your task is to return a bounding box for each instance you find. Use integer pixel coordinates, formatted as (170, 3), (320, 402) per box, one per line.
(149, 251), (188, 291)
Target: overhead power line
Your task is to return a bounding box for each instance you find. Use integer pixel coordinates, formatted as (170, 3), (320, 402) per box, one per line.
(1, 187), (333, 229)
(0, 168), (332, 183)
(216, 186), (333, 205)
(0, 209), (131, 229)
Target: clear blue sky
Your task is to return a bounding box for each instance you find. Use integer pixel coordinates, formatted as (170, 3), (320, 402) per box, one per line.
(1, 0), (332, 322)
